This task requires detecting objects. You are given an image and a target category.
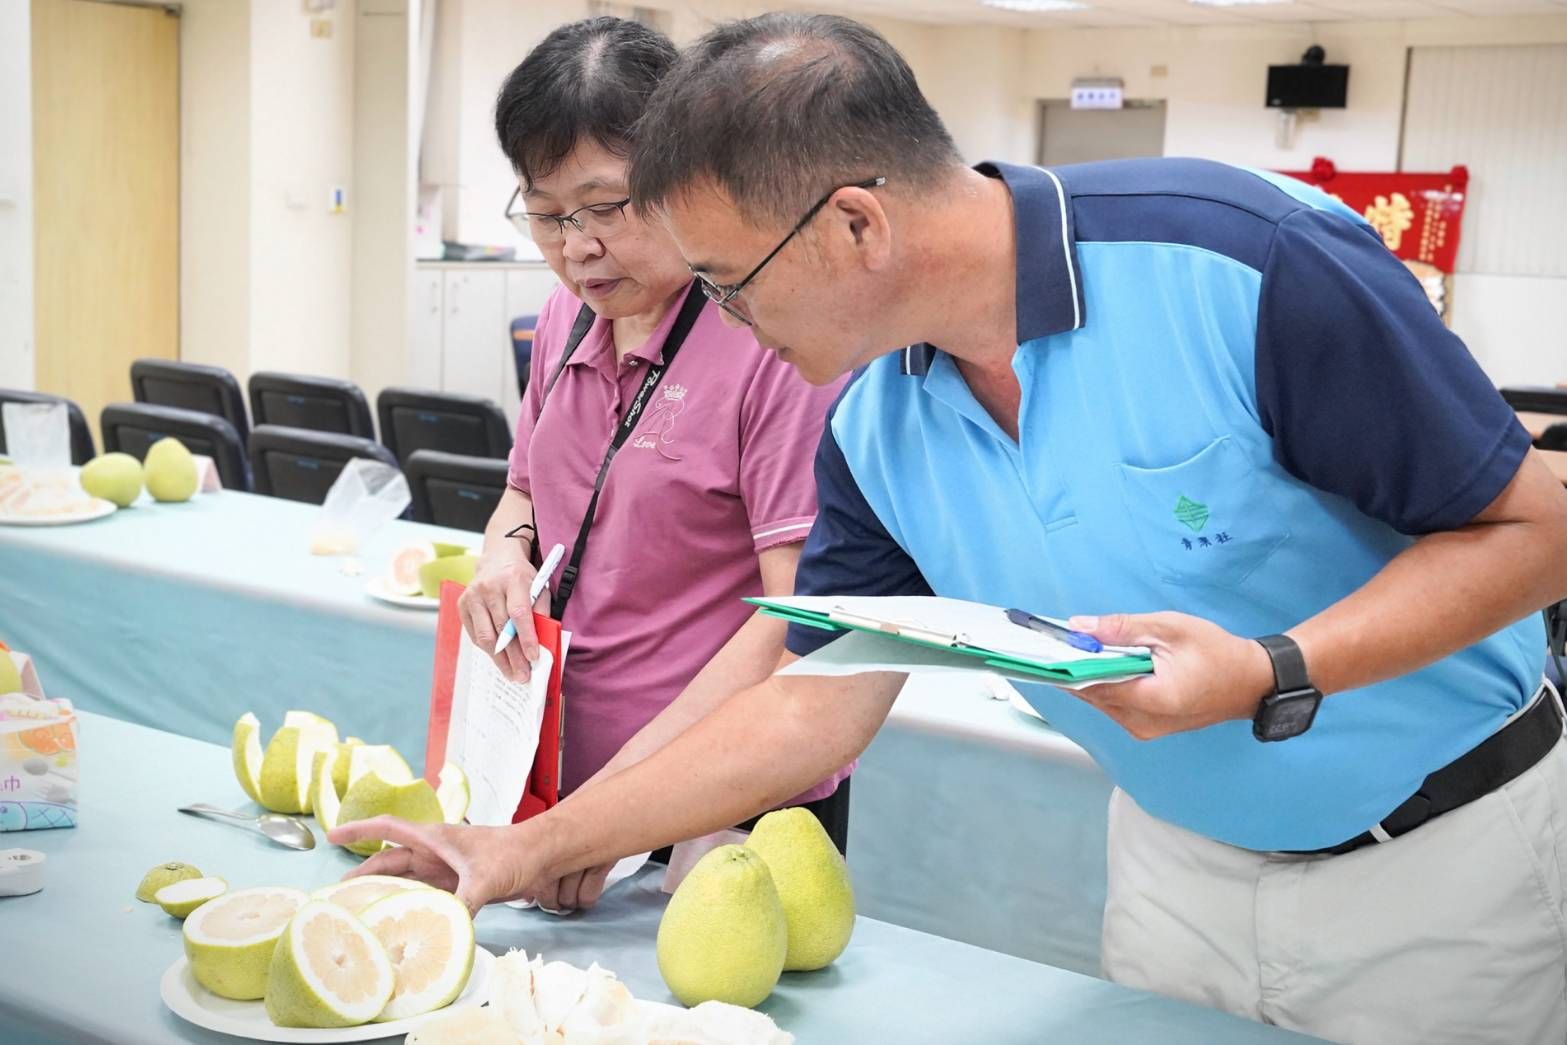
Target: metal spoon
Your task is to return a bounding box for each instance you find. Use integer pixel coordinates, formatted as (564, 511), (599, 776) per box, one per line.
(178, 803), (316, 850)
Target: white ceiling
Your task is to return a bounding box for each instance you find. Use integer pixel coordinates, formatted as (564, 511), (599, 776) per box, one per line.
(837, 0), (1567, 28)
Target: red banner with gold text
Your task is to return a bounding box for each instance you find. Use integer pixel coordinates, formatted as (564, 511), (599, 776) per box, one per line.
(1277, 157), (1469, 274)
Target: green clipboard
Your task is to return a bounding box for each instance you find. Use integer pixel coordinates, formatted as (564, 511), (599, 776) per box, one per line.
(746, 598), (1154, 684)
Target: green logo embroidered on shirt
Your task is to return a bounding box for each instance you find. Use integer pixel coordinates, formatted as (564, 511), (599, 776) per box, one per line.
(1174, 495), (1209, 533)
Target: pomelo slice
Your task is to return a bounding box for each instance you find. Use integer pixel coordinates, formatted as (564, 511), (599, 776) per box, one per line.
(259, 714), (339, 815)
(259, 727), (317, 815)
(183, 886), (309, 1000)
(360, 887), (476, 1021)
(156, 876), (227, 919)
(136, 860), (201, 903)
(283, 710), (340, 746)
(348, 744), (413, 789)
(313, 748), (342, 832)
(265, 900), (394, 1028)
(437, 762), (469, 825)
(337, 770), (443, 857)
(232, 713), (264, 804)
(311, 875), (429, 915)
(334, 737), (364, 797)
(389, 541), (438, 596)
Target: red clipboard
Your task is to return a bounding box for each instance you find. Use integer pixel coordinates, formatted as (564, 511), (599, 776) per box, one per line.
(424, 581), (564, 823)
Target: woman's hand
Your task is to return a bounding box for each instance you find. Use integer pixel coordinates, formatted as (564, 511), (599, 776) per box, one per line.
(328, 818), (547, 917)
(458, 548), (546, 681)
(540, 862), (617, 912)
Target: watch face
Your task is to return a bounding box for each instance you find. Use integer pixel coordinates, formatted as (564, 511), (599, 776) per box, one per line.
(1256, 690), (1321, 742)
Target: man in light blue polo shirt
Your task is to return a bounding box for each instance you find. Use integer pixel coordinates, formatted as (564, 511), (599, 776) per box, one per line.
(332, 13), (1567, 1043)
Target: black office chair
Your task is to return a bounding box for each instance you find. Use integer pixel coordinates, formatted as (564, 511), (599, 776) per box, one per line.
(100, 402), (250, 491)
(248, 424), (402, 505)
(0, 389), (96, 465)
(248, 372), (375, 440)
(1538, 423), (1567, 452)
(131, 359), (250, 445)
(1499, 386), (1567, 415)
(376, 388), (511, 463)
(404, 450), (510, 532)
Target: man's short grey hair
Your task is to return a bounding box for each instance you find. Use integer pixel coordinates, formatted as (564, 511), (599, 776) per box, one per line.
(628, 13), (963, 226)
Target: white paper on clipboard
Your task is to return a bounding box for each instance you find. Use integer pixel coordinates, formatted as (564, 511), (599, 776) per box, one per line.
(445, 631), (550, 828)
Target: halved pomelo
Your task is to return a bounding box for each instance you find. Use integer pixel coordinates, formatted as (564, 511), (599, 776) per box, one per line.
(360, 886), (476, 1021)
(183, 885), (309, 1000)
(311, 875), (429, 916)
(264, 899), (395, 1028)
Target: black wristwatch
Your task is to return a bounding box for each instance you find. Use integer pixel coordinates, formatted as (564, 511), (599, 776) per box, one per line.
(1252, 634), (1322, 742)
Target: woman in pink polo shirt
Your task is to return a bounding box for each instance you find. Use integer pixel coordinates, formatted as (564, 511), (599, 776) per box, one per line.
(458, 17), (849, 908)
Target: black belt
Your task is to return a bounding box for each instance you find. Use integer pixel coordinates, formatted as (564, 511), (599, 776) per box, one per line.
(1295, 685), (1563, 857)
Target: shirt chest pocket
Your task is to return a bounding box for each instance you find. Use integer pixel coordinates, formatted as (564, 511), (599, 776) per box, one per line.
(1115, 435), (1290, 588)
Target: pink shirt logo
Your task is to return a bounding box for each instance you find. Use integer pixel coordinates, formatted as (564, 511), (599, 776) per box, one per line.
(632, 382), (688, 460)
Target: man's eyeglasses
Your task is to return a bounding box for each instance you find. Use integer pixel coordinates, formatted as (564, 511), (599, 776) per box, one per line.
(692, 176), (885, 326)
(505, 188), (633, 244)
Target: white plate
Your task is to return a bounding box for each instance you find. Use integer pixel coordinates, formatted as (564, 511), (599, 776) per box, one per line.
(0, 497), (116, 527)
(160, 943), (495, 1043)
(364, 576), (439, 611)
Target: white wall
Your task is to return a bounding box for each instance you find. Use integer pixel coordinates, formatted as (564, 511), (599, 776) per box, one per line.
(918, 24), (1032, 166)
(1022, 16), (1567, 176)
(180, 0), (251, 381)
(427, 0), (943, 252)
(420, 5), (1567, 387)
(443, 0), (590, 251)
(249, 0), (358, 381)
(0, 0), (34, 391)
(353, 0), (419, 409)
(1020, 15), (1567, 385)
(1451, 275), (1567, 388)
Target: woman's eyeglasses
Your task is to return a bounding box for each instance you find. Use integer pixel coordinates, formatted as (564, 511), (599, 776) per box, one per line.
(505, 189), (633, 245)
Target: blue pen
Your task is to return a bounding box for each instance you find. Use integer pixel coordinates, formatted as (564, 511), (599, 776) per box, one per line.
(1005, 608), (1104, 654)
(494, 542), (567, 656)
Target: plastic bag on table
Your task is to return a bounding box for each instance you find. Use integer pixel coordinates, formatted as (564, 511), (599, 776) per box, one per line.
(307, 458), (410, 556)
(1, 402), (71, 472)
(0, 403), (92, 518)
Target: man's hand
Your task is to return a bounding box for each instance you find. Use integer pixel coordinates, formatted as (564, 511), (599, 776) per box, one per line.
(329, 818), (546, 917)
(1065, 612), (1275, 741)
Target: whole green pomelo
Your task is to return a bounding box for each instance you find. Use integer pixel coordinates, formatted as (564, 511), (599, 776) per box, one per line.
(81, 452), (143, 507)
(656, 845), (786, 1008)
(144, 437), (198, 503)
(745, 807), (856, 970)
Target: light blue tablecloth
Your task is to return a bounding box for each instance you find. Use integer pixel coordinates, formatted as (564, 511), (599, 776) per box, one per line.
(0, 490), (1114, 974)
(0, 490), (472, 770)
(3, 712), (1319, 1045)
(851, 676), (1114, 976)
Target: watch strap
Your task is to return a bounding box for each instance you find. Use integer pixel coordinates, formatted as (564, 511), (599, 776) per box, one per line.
(1255, 633), (1310, 696)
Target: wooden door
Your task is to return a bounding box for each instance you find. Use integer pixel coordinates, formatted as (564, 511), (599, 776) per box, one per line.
(32, 0), (179, 442)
